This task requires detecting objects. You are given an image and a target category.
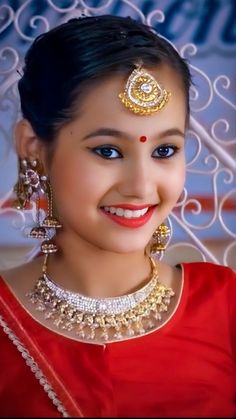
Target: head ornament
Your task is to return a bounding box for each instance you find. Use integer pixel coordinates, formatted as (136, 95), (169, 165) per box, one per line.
(118, 64), (171, 116)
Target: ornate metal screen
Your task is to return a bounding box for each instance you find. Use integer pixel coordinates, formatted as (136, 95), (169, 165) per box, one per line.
(0, 0), (235, 269)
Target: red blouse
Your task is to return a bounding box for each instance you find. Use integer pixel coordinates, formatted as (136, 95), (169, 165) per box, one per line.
(0, 261), (236, 417)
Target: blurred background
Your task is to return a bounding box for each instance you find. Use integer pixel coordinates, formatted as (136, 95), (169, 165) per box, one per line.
(0, 0), (235, 269)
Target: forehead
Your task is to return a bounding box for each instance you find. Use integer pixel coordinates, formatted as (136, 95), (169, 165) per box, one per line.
(72, 64), (187, 135)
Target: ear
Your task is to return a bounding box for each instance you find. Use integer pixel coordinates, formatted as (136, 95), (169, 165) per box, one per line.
(14, 119), (45, 162)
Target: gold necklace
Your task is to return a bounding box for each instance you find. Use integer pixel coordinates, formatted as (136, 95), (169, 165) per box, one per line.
(27, 255), (175, 343)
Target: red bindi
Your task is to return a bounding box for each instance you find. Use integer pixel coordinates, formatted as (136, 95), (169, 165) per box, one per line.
(139, 135), (147, 143)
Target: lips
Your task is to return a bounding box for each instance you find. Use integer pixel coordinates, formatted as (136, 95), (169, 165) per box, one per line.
(101, 204), (157, 228)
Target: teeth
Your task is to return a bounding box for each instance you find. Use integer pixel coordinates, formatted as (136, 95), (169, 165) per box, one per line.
(103, 206), (149, 218)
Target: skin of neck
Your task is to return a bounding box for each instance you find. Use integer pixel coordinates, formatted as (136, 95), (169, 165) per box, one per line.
(46, 229), (153, 298)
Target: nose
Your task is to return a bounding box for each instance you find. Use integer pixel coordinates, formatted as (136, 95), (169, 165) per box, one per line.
(117, 156), (157, 201)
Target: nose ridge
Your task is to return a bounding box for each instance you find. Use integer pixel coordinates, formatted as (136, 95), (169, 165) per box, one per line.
(118, 160), (156, 200)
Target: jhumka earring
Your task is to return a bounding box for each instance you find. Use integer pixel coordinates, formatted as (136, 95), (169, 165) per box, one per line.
(118, 63), (171, 116)
(14, 158), (61, 254)
(149, 221), (172, 260)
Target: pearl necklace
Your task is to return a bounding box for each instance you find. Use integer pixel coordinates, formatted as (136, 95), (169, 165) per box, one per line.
(27, 255), (175, 343)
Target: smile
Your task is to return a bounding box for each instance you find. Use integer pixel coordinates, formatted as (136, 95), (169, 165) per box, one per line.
(103, 206), (149, 218)
(101, 205), (157, 228)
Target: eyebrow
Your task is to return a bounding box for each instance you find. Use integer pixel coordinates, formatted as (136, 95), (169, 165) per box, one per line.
(81, 127), (185, 141)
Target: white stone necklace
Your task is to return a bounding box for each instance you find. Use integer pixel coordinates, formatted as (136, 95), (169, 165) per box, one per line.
(43, 267), (157, 315)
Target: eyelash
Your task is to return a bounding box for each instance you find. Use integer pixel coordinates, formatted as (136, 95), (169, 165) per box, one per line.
(152, 145), (179, 159)
(91, 144), (179, 160)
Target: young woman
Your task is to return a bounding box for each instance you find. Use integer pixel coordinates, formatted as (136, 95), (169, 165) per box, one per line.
(0, 15), (235, 417)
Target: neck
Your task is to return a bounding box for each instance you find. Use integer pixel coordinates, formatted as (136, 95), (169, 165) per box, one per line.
(45, 232), (152, 298)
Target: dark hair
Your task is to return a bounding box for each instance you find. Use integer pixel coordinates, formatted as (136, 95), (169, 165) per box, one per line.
(18, 14), (192, 143)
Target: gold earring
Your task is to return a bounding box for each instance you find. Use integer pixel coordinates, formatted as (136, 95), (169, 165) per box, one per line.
(40, 182), (62, 254)
(149, 222), (171, 260)
(14, 158), (46, 209)
(14, 158), (61, 253)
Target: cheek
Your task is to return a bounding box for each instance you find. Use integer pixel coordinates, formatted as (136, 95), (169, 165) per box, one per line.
(160, 162), (186, 201)
(50, 153), (109, 208)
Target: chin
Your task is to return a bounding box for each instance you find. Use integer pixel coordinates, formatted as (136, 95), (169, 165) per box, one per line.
(101, 239), (149, 255)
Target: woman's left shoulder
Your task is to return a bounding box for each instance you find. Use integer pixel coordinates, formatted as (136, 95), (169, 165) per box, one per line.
(181, 260), (236, 288)
(182, 260), (235, 275)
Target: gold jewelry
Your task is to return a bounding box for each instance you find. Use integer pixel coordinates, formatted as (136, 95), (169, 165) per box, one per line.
(14, 159), (49, 239)
(118, 64), (171, 116)
(14, 158), (61, 253)
(40, 183), (62, 254)
(27, 255), (175, 343)
(14, 158), (47, 210)
(150, 222), (171, 259)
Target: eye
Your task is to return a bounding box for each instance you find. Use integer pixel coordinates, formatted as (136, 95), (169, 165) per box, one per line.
(92, 145), (122, 159)
(152, 144), (178, 159)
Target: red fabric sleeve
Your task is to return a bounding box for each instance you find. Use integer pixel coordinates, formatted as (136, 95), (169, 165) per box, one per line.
(227, 267), (236, 362)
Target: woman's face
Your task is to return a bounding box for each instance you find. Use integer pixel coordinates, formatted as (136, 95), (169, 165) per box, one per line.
(47, 64), (187, 254)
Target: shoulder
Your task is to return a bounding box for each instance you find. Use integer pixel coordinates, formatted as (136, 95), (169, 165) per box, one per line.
(0, 258), (44, 341)
(182, 261), (236, 277)
(0, 256), (44, 297)
(181, 261), (236, 298)
(181, 261), (235, 279)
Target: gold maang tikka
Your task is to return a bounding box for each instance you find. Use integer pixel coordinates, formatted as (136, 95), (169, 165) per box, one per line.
(118, 63), (171, 115)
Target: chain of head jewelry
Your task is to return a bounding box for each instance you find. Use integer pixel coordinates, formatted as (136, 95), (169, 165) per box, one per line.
(27, 254), (175, 342)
